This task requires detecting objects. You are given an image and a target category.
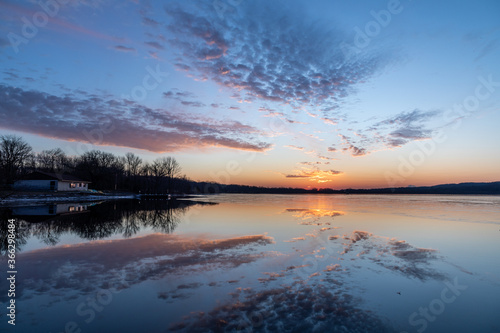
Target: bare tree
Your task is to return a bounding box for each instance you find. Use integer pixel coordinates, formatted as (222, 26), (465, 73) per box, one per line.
(155, 156), (181, 193)
(36, 148), (68, 172)
(125, 152), (143, 177)
(140, 162), (152, 192)
(76, 150), (125, 190)
(164, 157), (181, 194)
(150, 158), (166, 193)
(0, 135), (33, 184)
(164, 157), (182, 180)
(149, 157), (182, 193)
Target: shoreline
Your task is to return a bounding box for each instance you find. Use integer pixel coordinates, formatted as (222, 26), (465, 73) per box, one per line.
(0, 192), (137, 207)
(0, 191), (205, 207)
(2, 191), (499, 207)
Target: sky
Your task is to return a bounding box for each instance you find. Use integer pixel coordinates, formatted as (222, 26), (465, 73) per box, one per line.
(0, 0), (499, 189)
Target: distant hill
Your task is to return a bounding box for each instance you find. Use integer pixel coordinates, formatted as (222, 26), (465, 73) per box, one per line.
(338, 182), (500, 195)
(189, 181), (500, 195)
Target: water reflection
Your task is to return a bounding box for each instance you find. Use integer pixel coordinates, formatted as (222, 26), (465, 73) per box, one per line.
(336, 230), (446, 281)
(0, 194), (498, 333)
(0, 199), (216, 254)
(283, 208), (344, 225)
(12, 202), (91, 218)
(6, 233), (275, 305)
(169, 283), (393, 333)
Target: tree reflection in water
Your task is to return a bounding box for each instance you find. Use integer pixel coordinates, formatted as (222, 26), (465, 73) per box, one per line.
(0, 199), (216, 254)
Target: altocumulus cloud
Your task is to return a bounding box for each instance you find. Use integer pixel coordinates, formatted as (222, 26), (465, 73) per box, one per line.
(333, 109), (444, 156)
(156, 1), (385, 109)
(369, 109), (442, 148)
(0, 85), (272, 152)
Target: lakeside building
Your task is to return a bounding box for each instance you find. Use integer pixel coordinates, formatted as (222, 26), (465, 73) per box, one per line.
(13, 171), (91, 192)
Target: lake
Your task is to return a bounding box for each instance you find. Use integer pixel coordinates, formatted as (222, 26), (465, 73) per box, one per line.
(1, 194), (499, 332)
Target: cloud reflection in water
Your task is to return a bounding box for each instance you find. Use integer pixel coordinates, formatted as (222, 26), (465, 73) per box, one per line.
(14, 233), (276, 301)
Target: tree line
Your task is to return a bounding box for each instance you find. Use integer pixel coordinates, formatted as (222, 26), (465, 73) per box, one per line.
(0, 135), (191, 193)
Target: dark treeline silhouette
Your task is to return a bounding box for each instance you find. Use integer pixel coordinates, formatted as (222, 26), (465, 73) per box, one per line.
(190, 181), (500, 195)
(2, 135), (499, 195)
(0, 135), (190, 193)
(0, 199), (217, 255)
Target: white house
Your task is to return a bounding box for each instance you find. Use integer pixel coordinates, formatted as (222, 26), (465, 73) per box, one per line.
(14, 171), (91, 192)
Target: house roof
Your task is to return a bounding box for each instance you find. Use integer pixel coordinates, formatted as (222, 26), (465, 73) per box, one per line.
(20, 171), (91, 183)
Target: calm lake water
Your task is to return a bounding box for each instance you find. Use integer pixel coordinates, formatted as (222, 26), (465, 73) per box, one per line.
(1, 194), (499, 333)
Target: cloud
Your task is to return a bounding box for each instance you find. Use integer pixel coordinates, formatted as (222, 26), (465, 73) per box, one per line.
(284, 145), (304, 151)
(321, 117), (338, 126)
(181, 101), (206, 107)
(329, 109), (443, 156)
(285, 167), (343, 183)
(2, 71), (19, 81)
(370, 109), (441, 148)
(317, 154), (336, 160)
(161, 1), (386, 108)
(338, 134), (368, 157)
(377, 109), (441, 126)
(349, 146), (367, 156)
(259, 107), (285, 117)
(163, 89), (195, 99)
(299, 161), (322, 166)
(0, 85), (272, 152)
(286, 118), (308, 125)
(113, 45), (136, 53)
(148, 51), (159, 59)
(145, 41), (164, 50)
(163, 89), (206, 108)
(145, 32), (167, 42)
(474, 38), (499, 62)
(285, 174), (309, 178)
(142, 16), (159, 27)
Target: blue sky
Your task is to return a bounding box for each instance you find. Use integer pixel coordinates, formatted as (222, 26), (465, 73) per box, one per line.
(1, 0), (499, 188)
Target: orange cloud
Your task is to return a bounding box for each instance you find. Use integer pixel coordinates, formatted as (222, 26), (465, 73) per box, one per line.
(284, 167), (343, 183)
(284, 145), (305, 151)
